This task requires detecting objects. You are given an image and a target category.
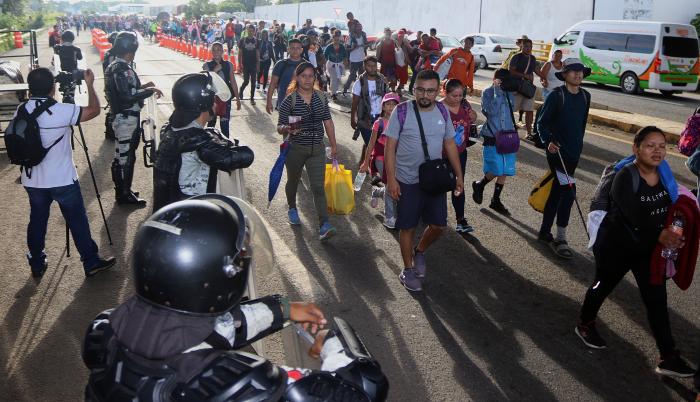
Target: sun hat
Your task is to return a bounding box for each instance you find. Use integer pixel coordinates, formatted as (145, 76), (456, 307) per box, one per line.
(555, 58), (592, 81)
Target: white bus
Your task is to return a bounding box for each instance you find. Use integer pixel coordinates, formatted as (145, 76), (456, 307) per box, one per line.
(551, 20), (699, 96)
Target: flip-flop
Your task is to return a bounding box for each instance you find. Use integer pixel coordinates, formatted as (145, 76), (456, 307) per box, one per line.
(550, 240), (574, 259)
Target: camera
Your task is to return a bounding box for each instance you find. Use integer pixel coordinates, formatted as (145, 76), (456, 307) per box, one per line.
(55, 69), (85, 86)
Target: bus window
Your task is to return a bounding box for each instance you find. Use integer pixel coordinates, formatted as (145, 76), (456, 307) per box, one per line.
(625, 34), (656, 54)
(583, 32), (627, 52)
(556, 31), (579, 45)
(662, 36), (700, 58)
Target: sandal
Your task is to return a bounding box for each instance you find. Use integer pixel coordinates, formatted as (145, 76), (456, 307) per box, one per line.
(550, 240), (574, 259)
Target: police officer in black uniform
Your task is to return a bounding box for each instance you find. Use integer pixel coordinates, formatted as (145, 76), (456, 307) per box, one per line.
(105, 31), (162, 206)
(82, 195), (389, 401)
(152, 72), (254, 211)
(102, 32), (119, 141)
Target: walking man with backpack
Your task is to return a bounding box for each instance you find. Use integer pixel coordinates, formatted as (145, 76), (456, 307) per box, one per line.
(384, 70), (464, 292)
(9, 67), (115, 278)
(266, 38), (305, 114)
(351, 56), (389, 167)
(536, 58), (591, 259)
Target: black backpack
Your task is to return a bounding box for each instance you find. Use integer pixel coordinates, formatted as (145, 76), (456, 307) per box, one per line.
(589, 161), (639, 213)
(5, 98), (60, 178)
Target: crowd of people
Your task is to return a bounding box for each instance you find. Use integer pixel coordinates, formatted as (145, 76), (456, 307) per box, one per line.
(11, 9), (700, 399)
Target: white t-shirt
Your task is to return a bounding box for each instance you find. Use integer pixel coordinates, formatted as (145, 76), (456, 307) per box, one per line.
(20, 98), (81, 188)
(352, 79), (382, 116)
(349, 36), (365, 63)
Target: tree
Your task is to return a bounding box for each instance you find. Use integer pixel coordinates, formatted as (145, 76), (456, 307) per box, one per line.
(4, 0), (28, 15)
(218, 0), (245, 13)
(691, 13), (700, 35)
(185, 0), (217, 19)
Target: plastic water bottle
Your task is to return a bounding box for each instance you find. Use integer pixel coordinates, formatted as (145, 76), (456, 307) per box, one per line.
(325, 146), (332, 160)
(353, 171), (366, 192)
(661, 215), (685, 260)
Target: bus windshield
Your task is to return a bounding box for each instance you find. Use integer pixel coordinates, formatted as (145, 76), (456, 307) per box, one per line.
(662, 36), (699, 58)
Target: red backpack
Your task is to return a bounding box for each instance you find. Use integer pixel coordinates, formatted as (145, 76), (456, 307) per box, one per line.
(678, 107), (700, 156)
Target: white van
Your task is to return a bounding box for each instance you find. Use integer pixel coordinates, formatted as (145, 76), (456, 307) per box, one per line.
(551, 20), (699, 96)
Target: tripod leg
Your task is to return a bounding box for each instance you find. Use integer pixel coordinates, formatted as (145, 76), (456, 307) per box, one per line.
(66, 221), (70, 257)
(77, 124), (113, 245)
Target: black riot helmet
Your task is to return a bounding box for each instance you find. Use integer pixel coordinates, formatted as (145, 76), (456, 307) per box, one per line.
(61, 30), (75, 43)
(131, 195), (274, 316)
(112, 31), (139, 57)
(171, 73), (216, 113)
(108, 32), (118, 45)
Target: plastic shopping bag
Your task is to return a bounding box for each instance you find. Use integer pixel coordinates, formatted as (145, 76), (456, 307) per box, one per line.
(325, 160), (355, 214)
(528, 172), (554, 213)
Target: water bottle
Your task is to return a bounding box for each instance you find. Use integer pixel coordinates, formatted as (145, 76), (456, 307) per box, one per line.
(353, 171), (366, 192)
(661, 214), (685, 260)
(325, 146), (332, 160)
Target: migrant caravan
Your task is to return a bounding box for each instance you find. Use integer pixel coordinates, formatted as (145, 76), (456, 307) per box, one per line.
(550, 20), (699, 97)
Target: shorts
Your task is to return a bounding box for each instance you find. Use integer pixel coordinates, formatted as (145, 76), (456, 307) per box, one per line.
(482, 144), (517, 176)
(514, 92), (534, 111)
(395, 181), (447, 229)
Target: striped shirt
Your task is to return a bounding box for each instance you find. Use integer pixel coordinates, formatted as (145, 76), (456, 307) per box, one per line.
(277, 91), (331, 146)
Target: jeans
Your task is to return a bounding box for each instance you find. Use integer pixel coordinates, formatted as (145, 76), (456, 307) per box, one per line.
(25, 181), (99, 271)
(581, 243), (676, 357)
(225, 36), (234, 53)
(285, 142), (328, 226)
(408, 61), (421, 92)
(274, 45), (285, 61)
(539, 155), (577, 236)
(343, 61), (364, 92)
(239, 68), (257, 99)
(258, 59), (272, 89)
(450, 150), (468, 221)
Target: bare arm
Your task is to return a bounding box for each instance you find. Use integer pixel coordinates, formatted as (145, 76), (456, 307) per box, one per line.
(80, 69), (100, 122)
(266, 74), (280, 114)
(360, 125), (381, 172)
(350, 94), (360, 129)
(323, 119), (337, 159)
(385, 137), (400, 200)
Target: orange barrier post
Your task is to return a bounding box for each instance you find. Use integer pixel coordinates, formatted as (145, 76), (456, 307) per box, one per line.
(13, 32), (23, 48)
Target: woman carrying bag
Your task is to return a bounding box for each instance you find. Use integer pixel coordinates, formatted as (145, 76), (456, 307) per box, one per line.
(471, 69), (519, 216)
(202, 42), (241, 138)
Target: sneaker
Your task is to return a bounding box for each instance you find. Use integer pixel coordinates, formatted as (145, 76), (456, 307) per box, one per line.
(655, 354), (695, 378)
(370, 175), (383, 186)
(456, 219), (474, 233)
(525, 134), (537, 142)
(31, 260), (48, 278)
(383, 217), (396, 229)
(250, 98), (256, 105)
(399, 268), (422, 292)
(575, 323), (607, 349)
(472, 181), (484, 205)
(489, 199), (511, 216)
(413, 248), (426, 279)
(319, 221), (336, 241)
(256, 83), (260, 89)
(370, 186), (384, 209)
(288, 208), (301, 225)
(85, 257), (117, 278)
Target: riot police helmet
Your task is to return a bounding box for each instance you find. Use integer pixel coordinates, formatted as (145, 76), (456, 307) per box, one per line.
(108, 32), (119, 45)
(112, 31), (139, 56)
(61, 30), (75, 43)
(131, 195), (274, 316)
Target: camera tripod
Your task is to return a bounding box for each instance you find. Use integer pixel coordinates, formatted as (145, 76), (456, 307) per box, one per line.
(60, 82), (113, 256)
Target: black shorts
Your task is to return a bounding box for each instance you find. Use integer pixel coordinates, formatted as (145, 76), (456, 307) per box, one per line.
(395, 181), (447, 229)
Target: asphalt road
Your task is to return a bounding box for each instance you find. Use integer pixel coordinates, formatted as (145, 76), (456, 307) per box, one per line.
(2, 33), (700, 401)
(472, 67), (700, 123)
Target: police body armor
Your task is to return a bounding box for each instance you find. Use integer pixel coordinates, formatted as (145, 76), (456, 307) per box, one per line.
(152, 124), (254, 211)
(104, 60), (147, 115)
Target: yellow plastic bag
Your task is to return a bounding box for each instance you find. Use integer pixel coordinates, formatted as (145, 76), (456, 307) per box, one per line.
(528, 172), (554, 213)
(325, 161), (355, 214)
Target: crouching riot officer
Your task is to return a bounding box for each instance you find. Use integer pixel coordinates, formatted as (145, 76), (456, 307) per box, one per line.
(105, 31), (163, 206)
(102, 32), (118, 141)
(152, 72), (254, 211)
(82, 195), (389, 401)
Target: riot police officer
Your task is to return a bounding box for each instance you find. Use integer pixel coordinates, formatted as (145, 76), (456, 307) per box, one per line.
(82, 195), (389, 401)
(105, 31), (162, 205)
(152, 72), (254, 211)
(102, 32), (118, 141)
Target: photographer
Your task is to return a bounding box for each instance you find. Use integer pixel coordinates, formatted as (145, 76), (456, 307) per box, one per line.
(105, 31), (163, 206)
(21, 68), (115, 278)
(53, 30), (82, 73)
(152, 73), (254, 211)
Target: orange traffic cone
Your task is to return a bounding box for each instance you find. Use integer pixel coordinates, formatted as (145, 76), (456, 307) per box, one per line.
(223, 52), (229, 62)
(187, 41), (191, 55)
(191, 43), (197, 58)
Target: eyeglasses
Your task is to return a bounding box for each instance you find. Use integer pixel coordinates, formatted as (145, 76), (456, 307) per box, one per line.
(414, 87), (438, 96)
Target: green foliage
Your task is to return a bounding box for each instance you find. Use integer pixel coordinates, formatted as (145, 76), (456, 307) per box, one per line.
(691, 13), (700, 34)
(185, 0), (217, 19)
(218, 0), (246, 13)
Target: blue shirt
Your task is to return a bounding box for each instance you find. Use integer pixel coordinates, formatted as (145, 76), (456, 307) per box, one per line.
(480, 85), (516, 137)
(323, 43), (347, 63)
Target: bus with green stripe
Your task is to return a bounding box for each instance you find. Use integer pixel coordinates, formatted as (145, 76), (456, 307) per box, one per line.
(550, 20), (699, 97)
